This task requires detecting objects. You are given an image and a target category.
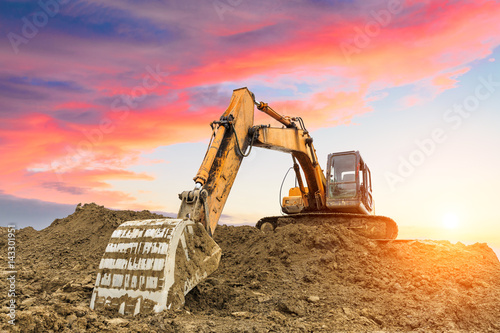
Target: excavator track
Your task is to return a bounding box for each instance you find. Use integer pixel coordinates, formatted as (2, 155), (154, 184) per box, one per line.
(256, 212), (398, 240)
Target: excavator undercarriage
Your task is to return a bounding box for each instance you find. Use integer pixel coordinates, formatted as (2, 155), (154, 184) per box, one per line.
(257, 213), (398, 240)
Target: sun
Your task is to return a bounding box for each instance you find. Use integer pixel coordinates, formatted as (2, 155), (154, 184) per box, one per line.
(442, 213), (459, 229)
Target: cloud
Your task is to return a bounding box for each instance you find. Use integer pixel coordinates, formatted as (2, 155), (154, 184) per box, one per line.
(42, 181), (87, 195)
(1, 0), (500, 213)
(431, 67), (470, 92)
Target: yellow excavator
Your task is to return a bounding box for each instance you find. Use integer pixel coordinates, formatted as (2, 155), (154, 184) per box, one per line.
(90, 87), (398, 315)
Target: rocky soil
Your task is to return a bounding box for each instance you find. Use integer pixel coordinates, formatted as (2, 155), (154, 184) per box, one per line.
(1, 203), (499, 332)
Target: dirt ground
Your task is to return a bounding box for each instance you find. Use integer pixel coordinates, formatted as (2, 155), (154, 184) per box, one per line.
(1, 203), (499, 332)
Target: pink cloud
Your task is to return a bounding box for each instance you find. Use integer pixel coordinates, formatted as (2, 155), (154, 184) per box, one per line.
(2, 0), (500, 210)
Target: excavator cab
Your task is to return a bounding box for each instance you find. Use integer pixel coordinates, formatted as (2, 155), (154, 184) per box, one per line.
(325, 151), (374, 215)
(282, 150), (374, 216)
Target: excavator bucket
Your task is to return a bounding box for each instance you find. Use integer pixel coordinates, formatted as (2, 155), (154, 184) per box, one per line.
(90, 218), (221, 315)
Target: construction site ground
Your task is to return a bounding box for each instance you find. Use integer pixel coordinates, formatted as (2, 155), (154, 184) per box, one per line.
(1, 203), (499, 332)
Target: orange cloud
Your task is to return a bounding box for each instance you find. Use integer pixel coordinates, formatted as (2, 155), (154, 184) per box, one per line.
(264, 88), (373, 130)
(432, 67), (470, 92)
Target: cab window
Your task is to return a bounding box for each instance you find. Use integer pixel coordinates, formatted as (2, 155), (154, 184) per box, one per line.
(329, 154), (356, 199)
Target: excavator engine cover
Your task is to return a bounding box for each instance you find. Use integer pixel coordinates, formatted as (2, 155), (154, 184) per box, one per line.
(90, 218), (221, 315)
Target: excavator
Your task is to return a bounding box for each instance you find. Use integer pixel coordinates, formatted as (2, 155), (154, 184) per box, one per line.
(90, 87), (398, 315)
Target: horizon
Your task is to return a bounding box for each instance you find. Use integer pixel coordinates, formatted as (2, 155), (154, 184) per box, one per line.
(6, 201), (500, 260)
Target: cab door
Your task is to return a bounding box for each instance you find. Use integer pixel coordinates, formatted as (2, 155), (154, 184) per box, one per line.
(359, 162), (373, 212)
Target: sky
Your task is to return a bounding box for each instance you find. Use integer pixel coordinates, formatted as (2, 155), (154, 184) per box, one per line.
(1, 0), (499, 255)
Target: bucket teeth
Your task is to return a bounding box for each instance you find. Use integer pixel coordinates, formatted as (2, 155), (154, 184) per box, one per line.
(90, 218), (221, 315)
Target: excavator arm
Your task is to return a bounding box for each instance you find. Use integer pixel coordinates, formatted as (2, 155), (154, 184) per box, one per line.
(253, 126), (327, 212)
(178, 87), (326, 237)
(90, 87), (326, 315)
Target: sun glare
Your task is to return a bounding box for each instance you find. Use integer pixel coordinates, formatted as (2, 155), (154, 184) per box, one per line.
(443, 213), (459, 229)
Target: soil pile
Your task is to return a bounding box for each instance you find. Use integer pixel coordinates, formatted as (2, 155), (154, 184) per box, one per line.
(1, 203), (499, 332)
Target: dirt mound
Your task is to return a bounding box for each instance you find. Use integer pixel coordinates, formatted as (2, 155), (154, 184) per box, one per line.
(1, 204), (499, 332)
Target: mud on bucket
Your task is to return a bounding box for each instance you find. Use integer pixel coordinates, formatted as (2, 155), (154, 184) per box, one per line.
(90, 218), (221, 315)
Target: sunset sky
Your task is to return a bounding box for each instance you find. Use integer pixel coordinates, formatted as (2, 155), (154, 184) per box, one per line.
(1, 0), (499, 255)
